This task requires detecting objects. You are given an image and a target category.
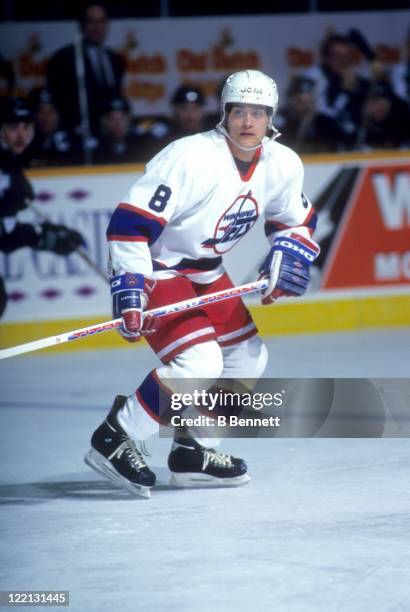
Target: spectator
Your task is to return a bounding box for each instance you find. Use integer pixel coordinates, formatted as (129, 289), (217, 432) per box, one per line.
(355, 82), (410, 150)
(93, 96), (143, 164)
(27, 88), (81, 167)
(135, 85), (212, 160)
(275, 76), (350, 153)
(169, 85), (210, 136)
(46, 3), (125, 143)
(302, 33), (370, 148)
(390, 27), (410, 108)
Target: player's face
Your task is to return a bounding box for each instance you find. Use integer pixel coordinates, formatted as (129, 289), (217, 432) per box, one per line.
(1, 122), (34, 155)
(226, 104), (269, 150)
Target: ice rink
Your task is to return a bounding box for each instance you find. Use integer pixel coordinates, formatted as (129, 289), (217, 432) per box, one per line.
(1, 327), (410, 611)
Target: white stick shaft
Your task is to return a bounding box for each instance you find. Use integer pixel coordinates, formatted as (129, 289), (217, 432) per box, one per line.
(0, 279), (268, 360)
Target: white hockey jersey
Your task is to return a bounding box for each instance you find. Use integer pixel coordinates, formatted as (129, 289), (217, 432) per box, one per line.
(107, 129), (316, 283)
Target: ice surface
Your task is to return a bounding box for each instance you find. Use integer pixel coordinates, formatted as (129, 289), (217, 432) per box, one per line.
(1, 328), (410, 611)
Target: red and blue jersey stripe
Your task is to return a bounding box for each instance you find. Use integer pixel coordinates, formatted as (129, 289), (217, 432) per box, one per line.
(107, 203), (167, 246)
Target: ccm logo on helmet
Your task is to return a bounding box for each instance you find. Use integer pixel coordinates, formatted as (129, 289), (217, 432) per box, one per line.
(277, 239), (316, 262)
(240, 87), (263, 94)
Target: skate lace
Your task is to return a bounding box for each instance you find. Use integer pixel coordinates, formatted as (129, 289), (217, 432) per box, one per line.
(203, 449), (233, 470)
(109, 438), (147, 470)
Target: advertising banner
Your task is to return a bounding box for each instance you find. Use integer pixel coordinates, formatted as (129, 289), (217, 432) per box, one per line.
(315, 161), (410, 289)
(1, 154), (409, 328)
(0, 12), (407, 117)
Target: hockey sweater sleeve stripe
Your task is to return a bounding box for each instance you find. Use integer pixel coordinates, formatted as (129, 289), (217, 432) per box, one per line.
(106, 204), (167, 246)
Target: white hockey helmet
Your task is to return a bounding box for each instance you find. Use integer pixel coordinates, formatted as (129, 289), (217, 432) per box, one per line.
(218, 69), (279, 128)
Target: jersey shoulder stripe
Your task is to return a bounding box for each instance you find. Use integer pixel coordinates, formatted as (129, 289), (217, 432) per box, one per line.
(107, 203), (167, 245)
(118, 203), (167, 225)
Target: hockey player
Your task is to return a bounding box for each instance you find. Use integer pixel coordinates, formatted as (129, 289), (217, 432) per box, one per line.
(85, 70), (320, 498)
(0, 97), (86, 317)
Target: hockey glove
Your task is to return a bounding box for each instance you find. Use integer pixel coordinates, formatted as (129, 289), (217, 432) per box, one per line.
(111, 273), (158, 342)
(259, 233), (320, 305)
(37, 222), (86, 255)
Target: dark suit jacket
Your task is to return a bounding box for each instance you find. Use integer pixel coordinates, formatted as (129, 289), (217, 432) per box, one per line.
(46, 41), (125, 136)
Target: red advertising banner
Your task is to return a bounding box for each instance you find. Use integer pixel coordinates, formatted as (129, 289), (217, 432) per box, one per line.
(322, 164), (410, 288)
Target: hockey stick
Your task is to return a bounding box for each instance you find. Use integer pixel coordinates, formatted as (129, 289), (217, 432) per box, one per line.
(0, 279), (269, 360)
(71, 247), (109, 283)
(27, 201), (109, 283)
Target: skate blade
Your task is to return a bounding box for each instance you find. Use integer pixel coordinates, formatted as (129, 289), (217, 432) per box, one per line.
(169, 472), (251, 489)
(84, 448), (151, 499)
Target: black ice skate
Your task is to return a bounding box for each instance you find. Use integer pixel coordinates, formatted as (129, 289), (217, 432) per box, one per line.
(84, 395), (156, 499)
(168, 436), (251, 488)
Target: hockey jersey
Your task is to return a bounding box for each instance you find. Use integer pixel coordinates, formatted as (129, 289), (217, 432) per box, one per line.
(107, 129), (316, 283)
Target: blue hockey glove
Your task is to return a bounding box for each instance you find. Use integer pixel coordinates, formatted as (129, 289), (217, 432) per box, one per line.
(111, 273), (158, 342)
(259, 233), (320, 305)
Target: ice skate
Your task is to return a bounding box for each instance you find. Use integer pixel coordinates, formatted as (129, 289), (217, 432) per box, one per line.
(168, 436), (251, 488)
(84, 395), (156, 499)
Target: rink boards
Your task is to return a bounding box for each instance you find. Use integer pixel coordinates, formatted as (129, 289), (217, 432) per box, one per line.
(0, 150), (409, 353)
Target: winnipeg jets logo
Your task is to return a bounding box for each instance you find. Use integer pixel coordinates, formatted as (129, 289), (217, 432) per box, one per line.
(202, 191), (259, 254)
